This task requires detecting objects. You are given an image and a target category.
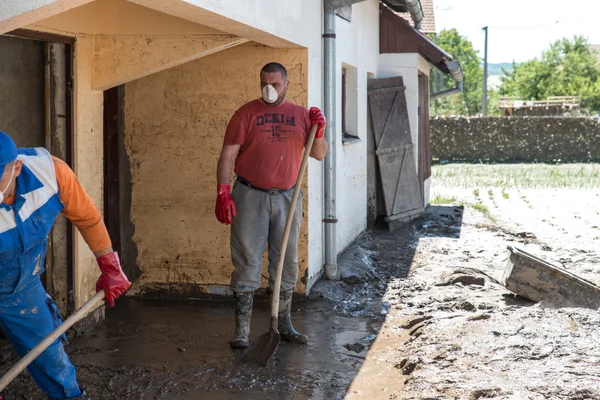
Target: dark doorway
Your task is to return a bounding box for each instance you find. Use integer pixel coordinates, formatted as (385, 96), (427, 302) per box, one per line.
(103, 87), (123, 256)
(103, 85), (140, 282)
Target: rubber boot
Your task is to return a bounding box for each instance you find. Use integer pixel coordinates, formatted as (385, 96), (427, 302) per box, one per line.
(231, 291), (253, 349)
(277, 290), (308, 344)
(49, 389), (90, 400)
(75, 389), (90, 400)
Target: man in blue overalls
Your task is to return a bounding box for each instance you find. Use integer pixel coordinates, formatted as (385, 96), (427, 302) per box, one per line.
(0, 131), (131, 399)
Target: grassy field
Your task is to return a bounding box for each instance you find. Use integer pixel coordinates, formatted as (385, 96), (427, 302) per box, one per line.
(431, 163), (600, 189)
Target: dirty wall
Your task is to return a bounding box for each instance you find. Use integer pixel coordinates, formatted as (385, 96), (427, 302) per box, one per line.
(123, 43), (309, 296)
(431, 116), (600, 162)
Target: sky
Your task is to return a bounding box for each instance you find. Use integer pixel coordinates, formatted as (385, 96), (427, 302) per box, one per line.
(434, 0), (600, 64)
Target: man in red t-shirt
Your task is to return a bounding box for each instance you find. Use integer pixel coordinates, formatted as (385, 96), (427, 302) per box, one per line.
(215, 62), (327, 348)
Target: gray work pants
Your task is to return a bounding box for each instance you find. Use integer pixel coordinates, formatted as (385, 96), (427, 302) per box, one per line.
(230, 181), (302, 293)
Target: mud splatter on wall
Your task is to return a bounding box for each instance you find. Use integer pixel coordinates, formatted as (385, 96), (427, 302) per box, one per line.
(124, 43), (309, 295)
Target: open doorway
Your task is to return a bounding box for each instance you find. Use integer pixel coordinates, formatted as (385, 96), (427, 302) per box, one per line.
(0, 30), (74, 315)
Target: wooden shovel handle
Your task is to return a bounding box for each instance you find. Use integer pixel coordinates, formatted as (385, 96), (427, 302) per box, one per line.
(0, 290), (106, 392)
(270, 124), (319, 329)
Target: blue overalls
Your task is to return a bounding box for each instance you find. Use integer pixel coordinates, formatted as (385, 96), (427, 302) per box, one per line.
(0, 148), (82, 399)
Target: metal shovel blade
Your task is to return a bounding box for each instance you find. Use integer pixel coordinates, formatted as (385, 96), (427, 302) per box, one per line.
(240, 330), (280, 366)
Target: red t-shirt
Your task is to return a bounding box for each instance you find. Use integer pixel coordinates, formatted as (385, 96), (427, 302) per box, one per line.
(224, 99), (312, 190)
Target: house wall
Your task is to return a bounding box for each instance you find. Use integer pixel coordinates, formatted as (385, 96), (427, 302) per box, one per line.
(123, 43), (310, 295)
(332, 1), (380, 260)
(0, 0), (95, 33)
(3, 0), (390, 298)
(28, 0), (224, 35)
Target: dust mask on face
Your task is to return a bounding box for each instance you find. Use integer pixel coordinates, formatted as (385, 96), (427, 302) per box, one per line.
(262, 84), (279, 104)
(0, 163), (16, 204)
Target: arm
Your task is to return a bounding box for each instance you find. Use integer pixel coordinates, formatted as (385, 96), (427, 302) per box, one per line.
(309, 138), (328, 161)
(53, 157), (131, 306)
(217, 144), (241, 185)
(308, 107), (329, 161)
(54, 157), (112, 254)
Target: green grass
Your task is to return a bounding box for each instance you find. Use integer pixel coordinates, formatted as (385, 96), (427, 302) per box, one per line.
(470, 201), (497, 223)
(432, 163), (600, 189)
(430, 194), (458, 205)
(429, 194), (497, 223)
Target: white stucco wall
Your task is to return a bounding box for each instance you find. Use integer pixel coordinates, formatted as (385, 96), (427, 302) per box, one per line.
(334, 1), (380, 255)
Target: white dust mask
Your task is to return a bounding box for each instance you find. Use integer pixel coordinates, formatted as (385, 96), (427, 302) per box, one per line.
(0, 163), (16, 204)
(262, 84), (279, 104)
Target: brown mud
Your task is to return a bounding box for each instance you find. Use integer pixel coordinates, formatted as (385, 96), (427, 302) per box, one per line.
(2, 187), (600, 399)
(1, 296), (381, 399)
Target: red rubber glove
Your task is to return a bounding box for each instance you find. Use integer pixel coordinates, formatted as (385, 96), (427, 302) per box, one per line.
(96, 252), (131, 307)
(216, 184), (236, 225)
(309, 107), (326, 139)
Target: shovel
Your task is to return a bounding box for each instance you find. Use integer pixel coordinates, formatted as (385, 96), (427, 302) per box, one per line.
(0, 290), (106, 394)
(240, 123), (319, 366)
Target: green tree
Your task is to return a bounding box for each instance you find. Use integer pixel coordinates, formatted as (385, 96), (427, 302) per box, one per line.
(430, 28), (483, 116)
(499, 36), (600, 113)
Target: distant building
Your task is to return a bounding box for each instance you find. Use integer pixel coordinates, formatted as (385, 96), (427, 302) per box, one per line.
(499, 96), (580, 117)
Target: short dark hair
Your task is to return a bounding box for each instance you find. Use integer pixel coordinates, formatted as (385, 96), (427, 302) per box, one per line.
(260, 62), (288, 80)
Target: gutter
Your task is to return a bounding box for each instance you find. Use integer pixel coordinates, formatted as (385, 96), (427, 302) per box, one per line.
(323, 0), (368, 281)
(431, 60), (464, 100)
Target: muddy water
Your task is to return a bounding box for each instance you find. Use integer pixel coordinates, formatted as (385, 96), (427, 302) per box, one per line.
(1, 297), (379, 399)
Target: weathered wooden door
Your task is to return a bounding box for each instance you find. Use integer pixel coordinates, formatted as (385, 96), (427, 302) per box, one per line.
(418, 72), (431, 202)
(367, 76), (423, 224)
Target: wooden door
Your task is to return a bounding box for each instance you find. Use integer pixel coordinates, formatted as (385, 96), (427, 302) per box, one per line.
(418, 72), (431, 202)
(367, 76), (423, 223)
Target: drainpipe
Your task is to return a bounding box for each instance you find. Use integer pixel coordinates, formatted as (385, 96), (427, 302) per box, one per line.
(404, 0), (424, 29)
(323, 0), (367, 280)
(381, 0), (424, 29)
(431, 60), (464, 100)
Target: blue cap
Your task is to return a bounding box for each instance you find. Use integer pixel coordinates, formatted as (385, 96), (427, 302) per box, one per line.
(0, 131), (18, 177)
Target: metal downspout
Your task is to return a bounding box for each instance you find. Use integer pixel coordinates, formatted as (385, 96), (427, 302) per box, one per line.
(323, 0), (367, 281)
(431, 60), (464, 100)
(404, 0), (424, 29)
(323, 2), (338, 280)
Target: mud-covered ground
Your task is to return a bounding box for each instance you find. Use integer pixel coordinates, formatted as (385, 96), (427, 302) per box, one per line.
(2, 163), (599, 399)
(334, 163), (600, 399)
(1, 295), (382, 399)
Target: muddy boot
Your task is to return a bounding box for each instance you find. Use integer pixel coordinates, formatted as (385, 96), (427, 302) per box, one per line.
(52, 389), (90, 400)
(277, 290), (308, 344)
(231, 291), (253, 349)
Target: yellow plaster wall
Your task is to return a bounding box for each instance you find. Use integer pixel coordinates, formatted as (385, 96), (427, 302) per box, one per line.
(93, 34), (248, 90)
(29, 0), (225, 35)
(72, 34), (105, 308)
(124, 43), (310, 294)
(0, 0), (94, 34)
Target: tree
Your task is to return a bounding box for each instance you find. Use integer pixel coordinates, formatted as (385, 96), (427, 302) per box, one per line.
(499, 36), (600, 113)
(430, 29), (484, 116)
